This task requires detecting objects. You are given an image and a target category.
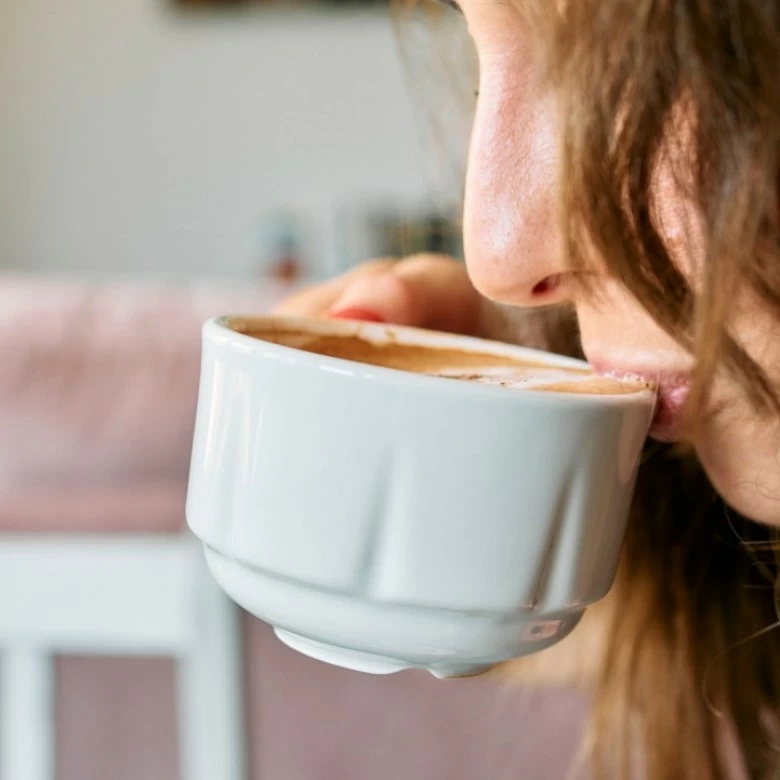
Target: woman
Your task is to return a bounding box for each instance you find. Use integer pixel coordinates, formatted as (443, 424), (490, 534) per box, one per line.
(276, 1), (780, 778)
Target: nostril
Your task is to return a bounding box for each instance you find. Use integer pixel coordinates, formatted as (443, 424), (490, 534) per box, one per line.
(532, 274), (561, 297)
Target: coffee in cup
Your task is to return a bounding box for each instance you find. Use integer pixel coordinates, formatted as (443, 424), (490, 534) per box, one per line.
(229, 319), (648, 395)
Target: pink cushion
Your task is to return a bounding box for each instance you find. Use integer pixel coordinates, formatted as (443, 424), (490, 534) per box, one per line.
(0, 274), (289, 532)
(0, 483), (187, 533)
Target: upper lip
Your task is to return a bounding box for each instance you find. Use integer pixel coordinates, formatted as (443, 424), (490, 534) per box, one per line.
(587, 359), (692, 391)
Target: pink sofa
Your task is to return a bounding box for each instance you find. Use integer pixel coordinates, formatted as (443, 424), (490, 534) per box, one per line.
(1, 275), (587, 780)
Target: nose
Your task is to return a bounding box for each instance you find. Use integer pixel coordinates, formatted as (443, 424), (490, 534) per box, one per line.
(463, 73), (570, 308)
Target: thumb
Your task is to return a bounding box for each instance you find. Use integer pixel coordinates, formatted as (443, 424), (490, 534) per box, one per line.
(328, 254), (481, 334)
(328, 271), (420, 326)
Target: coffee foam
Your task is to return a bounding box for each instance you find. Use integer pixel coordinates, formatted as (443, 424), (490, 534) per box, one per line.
(236, 325), (648, 396)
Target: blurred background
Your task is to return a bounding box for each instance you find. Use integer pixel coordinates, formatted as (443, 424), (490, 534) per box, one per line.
(0, 0), (470, 283)
(0, 0), (586, 778)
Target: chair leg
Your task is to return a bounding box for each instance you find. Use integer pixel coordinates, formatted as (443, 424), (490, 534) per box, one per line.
(177, 555), (247, 780)
(0, 648), (54, 780)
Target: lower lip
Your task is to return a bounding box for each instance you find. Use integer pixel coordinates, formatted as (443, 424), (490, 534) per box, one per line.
(648, 384), (691, 442)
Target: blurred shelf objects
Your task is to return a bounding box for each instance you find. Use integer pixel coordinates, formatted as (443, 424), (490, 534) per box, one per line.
(174, 0), (388, 9)
(254, 211), (310, 284)
(336, 202), (463, 277)
(367, 208), (463, 259)
(253, 203), (462, 285)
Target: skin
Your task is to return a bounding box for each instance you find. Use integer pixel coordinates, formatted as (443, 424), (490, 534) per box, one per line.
(276, 1), (780, 528)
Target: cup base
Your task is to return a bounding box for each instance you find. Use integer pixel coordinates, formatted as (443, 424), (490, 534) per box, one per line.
(201, 544), (584, 676)
(274, 628), (494, 678)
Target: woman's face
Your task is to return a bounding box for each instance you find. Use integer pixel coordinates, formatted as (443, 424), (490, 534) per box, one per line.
(455, 0), (780, 525)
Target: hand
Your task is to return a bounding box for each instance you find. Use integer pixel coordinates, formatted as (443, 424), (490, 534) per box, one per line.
(273, 253), (580, 356)
(272, 254), (483, 336)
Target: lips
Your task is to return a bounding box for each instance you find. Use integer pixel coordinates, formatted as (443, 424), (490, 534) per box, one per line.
(648, 383), (691, 442)
(589, 361), (692, 442)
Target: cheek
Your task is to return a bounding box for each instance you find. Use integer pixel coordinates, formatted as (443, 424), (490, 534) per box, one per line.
(651, 162), (706, 285)
(649, 104), (706, 284)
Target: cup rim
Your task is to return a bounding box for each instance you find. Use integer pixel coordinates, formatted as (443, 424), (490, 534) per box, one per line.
(207, 315), (656, 407)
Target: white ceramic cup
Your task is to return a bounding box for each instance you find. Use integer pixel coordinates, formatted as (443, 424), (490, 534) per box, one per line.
(186, 315), (654, 678)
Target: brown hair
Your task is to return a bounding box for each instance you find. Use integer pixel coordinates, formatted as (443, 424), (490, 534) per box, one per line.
(591, 454), (780, 779)
(544, 3), (780, 778)
(404, 0), (780, 777)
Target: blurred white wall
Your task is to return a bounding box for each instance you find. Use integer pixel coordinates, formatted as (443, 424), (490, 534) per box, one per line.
(0, 0), (431, 279)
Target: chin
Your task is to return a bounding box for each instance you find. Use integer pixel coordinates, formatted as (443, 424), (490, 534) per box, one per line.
(695, 441), (780, 528)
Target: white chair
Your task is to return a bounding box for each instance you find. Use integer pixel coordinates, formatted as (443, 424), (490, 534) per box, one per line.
(0, 534), (246, 780)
